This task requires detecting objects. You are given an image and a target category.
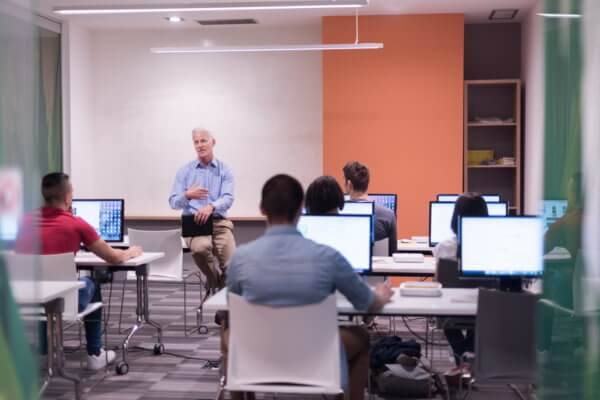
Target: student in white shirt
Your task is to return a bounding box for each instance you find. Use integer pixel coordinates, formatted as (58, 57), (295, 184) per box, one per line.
(433, 193), (488, 366)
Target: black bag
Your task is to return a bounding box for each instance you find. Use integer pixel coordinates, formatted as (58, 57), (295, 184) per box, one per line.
(370, 336), (421, 371)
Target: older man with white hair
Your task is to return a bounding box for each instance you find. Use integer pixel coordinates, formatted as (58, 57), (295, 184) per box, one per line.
(169, 128), (236, 289)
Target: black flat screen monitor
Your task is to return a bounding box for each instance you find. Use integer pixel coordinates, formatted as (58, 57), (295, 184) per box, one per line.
(429, 201), (507, 247)
(71, 199), (124, 243)
(437, 194), (501, 203)
(297, 214), (372, 274)
(460, 216), (544, 290)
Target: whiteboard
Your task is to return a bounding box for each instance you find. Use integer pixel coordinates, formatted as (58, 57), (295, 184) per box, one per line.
(69, 27), (323, 217)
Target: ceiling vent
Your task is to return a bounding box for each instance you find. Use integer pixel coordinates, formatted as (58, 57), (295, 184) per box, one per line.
(489, 9), (519, 20)
(196, 18), (258, 26)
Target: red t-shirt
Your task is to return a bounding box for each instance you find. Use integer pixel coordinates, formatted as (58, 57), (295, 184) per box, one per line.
(15, 206), (100, 255)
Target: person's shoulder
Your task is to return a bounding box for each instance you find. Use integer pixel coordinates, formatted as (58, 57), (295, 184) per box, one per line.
(375, 205), (395, 219)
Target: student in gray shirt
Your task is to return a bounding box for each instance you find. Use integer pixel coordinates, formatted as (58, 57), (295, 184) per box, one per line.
(225, 174), (393, 400)
(343, 161), (398, 256)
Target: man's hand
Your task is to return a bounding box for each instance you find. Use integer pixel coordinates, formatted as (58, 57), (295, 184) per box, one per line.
(194, 204), (215, 224)
(127, 245), (143, 259)
(375, 282), (394, 304)
(185, 186), (209, 200)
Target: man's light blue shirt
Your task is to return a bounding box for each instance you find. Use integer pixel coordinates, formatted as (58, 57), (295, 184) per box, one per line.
(168, 158), (234, 217)
(226, 225), (375, 388)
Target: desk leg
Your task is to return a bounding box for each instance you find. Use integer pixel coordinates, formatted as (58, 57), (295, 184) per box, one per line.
(141, 272), (163, 349)
(43, 298), (82, 400)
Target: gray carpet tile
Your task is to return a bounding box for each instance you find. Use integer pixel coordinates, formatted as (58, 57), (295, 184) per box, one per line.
(37, 274), (521, 400)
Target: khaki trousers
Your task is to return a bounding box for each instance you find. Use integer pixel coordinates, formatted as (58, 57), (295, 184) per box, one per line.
(221, 325), (370, 400)
(185, 219), (236, 289)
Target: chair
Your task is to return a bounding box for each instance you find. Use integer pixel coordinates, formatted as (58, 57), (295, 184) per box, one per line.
(467, 288), (537, 399)
(373, 238), (389, 257)
(5, 252), (103, 366)
(217, 293), (343, 399)
(119, 229), (207, 335)
(434, 259), (498, 364)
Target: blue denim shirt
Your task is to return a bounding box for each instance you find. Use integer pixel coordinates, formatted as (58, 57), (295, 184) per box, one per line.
(168, 158), (234, 217)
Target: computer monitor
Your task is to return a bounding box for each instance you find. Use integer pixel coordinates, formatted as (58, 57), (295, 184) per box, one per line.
(297, 214), (372, 273)
(437, 194), (501, 203)
(368, 193), (397, 215)
(542, 199), (568, 231)
(340, 201), (375, 215)
(0, 215), (19, 243)
(429, 201), (507, 247)
(71, 199), (124, 242)
(460, 216), (544, 291)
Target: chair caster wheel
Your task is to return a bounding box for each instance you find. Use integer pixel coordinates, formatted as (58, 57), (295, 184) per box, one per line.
(153, 343), (165, 355)
(198, 326), (209, 335)
(116, 362), (129, 375)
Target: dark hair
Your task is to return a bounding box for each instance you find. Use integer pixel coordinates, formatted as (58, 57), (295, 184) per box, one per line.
(305, 176), (345, 215)
(41, 172), (71, 204)
(450, 193), (488, 235)
(260, 174), (304, 222)
(343, 161), (370, 193)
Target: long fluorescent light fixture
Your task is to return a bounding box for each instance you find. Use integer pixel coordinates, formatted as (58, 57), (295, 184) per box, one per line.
(151, 42), (383, 53)
(54, 0), (367, 15)
(536, 12), (582, 18)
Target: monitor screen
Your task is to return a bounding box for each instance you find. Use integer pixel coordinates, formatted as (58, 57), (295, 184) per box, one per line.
(437, 194), (501, 203)
(460, 216), (544, 277)
(343, 194), (397, 214)
(542, 199), (568, 231)
(71, 199), (124, 242)
(0, 215), (19, 242)
(340, 201), (374, 215)
(297, 214), (372, 273)
(429, 201), (507, 247)
(368, 193), (397, 215)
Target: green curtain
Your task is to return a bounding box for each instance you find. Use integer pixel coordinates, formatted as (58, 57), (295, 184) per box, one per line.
(0, 1), (63, 398)
(539, 0), (587, 399)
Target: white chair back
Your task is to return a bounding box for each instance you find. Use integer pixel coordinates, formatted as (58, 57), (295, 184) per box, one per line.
(128, 228), (183, 281)
(6, 252), (79, 319)
(227, 293), (341, 393)
(373, 238), (389, 257)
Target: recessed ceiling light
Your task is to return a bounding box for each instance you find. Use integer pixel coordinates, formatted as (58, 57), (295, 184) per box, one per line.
(166, 16), (184, 23)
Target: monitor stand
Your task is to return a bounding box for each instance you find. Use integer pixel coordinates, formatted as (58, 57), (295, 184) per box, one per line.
(499, 277), (523, 292)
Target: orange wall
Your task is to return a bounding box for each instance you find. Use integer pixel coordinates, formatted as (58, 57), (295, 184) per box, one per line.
(323, 14), (464, 238)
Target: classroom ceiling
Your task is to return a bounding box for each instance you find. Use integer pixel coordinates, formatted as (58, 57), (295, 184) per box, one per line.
(39, 0), (538, 29)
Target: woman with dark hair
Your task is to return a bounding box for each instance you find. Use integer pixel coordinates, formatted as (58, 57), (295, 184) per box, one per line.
(305, 176), (345, 215)
(433, 193), (489, 260)
(433, 193), (488, 367)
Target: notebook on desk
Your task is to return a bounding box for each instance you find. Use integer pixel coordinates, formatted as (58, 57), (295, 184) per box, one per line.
(181, 214), (213, 237)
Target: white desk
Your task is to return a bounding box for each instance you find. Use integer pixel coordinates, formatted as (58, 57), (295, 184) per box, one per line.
(11, 280), (85, 400)
(204, 287), (478, 317)
(372, 256), (435, 276)
(110, 235), (189, 250)
(75, 252), (164, 375)
(397, 240), (434, 253)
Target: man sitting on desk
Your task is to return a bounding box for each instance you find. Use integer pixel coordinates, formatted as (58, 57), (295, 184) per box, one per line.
(343, 161), (398, 255)
(224, 174), (393, 400)
(15, 172), (142, 370)
(169, 128), (236, 290)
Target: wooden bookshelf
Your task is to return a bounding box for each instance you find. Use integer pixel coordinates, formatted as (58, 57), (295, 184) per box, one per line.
(464, 79), (522, 214)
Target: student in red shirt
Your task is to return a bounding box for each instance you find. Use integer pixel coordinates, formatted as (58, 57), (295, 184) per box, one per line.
(15, 172), (142, 370)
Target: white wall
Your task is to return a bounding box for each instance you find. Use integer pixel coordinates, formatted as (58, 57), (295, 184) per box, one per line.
(67, 25), (323, 217)
(521, 0), (544, 214)
(67, 22), (95, 186)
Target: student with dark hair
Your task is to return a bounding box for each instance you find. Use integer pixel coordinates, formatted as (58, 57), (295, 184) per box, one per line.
(224, 174), (393, 400)
(305, 175), (345, 214)
(343, 161), (397, 255)
(433, 193), (488, 261)
(432, 193), (488, 366)
(15, 172), (142, 370)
